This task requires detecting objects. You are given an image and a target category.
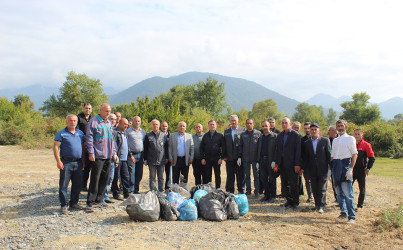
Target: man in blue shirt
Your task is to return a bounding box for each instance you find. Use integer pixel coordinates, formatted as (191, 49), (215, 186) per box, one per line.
(53, 114), (85, 215)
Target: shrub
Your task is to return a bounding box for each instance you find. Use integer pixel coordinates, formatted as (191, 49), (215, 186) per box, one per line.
(376, 205), (403, 232)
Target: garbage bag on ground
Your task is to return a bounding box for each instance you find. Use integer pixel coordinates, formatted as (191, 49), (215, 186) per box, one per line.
(193, 189), (208, 203)
(199, 195), (227, 221)
(158, 196), (180, 221)
(166, 183), (191, 199)
(179, 175), (191, 192)
(234, 194), (249, 216)
(121, 191), (160, 222)
(178, 199), (198, 221)
(166, 191), (184, 209)
(190, 183), (215, 197)
(201, 189), (226, 205)
(224, 195), (240, 219)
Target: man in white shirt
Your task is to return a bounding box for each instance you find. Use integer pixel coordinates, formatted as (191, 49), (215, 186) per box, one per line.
(331, 120), (358, 224)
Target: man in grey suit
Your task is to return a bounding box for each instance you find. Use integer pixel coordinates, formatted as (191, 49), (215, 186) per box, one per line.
(302, 123), (331, 213)
(169, 121), (194, 184)
(223, 115), (246, 194)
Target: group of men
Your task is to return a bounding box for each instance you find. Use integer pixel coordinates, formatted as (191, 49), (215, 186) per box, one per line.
(54, 103), (375, 224)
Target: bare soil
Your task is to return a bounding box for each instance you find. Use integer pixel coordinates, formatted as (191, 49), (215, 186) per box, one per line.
(0, 145), (402, 249)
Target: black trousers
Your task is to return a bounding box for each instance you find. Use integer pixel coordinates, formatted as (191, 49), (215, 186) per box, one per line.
(225, 159), (245, 194)
(203, 156), (221, 188)
(164, 161), (171, 189)
(172, 157), (189, 184)
(303, 169), (313, 198)
(82, 152), (93, 189)
(192, 159), (203, 185)
(87, 158), (111, 205)
(280, 164), (299, 206)
(112, 160), (130, 198)
(311, 175), (328, 208)
(353, 168), (366, 207)
(259, 158), (276, 199)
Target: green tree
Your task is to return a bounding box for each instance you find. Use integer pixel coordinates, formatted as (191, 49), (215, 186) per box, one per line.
(40, 71), (109, 116)
(196, 77), (227, 116)
(340, 92), (380, 125)
(13, 94), (34, 110)
(250, 99), (280, 125)
(394, 113), (403, 120)
(292, 102), (327, 126)
(326, 108), (338, 125)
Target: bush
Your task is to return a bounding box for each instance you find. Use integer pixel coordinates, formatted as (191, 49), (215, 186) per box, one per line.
(376, 205), (402, 232)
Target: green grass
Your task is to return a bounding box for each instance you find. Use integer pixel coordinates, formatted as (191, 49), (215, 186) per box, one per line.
(377, 205), (402, 232)
(370, 157), (403, 182)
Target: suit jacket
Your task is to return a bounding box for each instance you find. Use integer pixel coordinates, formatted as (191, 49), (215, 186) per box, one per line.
(275, 129), (301, 169)
(169, 132), (194, 166)
(302, 136), (331, 176)
(258, 132), (277, 163)
(223, 126), (246, 161)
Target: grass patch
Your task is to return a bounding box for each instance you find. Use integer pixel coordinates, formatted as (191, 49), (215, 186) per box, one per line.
(376, 205), (402, 232)
(370, 157), (403, 181)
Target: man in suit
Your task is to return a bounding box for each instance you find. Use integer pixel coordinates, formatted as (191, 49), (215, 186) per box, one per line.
(169, 121), (194, 184)
(223, 115), (246, 194)
(161, 121), (172, 190)
(275, 117), (301, 209)
(302, 123), (331, 213)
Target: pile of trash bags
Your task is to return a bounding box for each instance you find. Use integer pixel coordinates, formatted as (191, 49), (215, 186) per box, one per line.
(121, 182), (249, 222)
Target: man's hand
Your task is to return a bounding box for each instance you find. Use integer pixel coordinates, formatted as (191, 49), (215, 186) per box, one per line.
(365, 169), (369, 176)
(130, 156), (135, 164)
(165, 159), (168, 164)
(294, 166), (301, 174)
(144, 160), (147, 166)
(169, 159), (173, 164)
(113, 154), (119, 164)
(89, 155), (95, 162)
(346, 168), (353, 180)
(299, 169), (304, 176)
(218, 159), (222, 165)
(201, 159), (206, 165)
(57, 161), (64, 170)
(237, 158), (242, 167)
(271, 162), (276, 169)
(115, 162), (119, 167)
(256, 163), (259, 171)
(189, 159), (193, 164)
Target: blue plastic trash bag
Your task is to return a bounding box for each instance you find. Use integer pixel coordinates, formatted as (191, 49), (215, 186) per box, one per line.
(193, 189), (208, 203)
(234, 194), (249, 216)
(166, 191), (184, 209)
(178, 199), (198, 221)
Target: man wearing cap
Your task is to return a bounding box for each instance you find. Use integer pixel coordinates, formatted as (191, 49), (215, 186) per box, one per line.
(331, 119), (358, 224)
(302, 123), (331, 213)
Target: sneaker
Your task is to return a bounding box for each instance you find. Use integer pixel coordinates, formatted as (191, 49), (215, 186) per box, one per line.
(337, 213), (348, 220)
(69, 204), (84, 211)
(346, 219), (356, 224)
(61, 207), (68, 215)
(105, 199), (114, 204)
(113, 195), (124, 201)
(318, 208), (324, 214)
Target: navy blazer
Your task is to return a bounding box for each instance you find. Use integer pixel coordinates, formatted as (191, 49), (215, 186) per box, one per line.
(275, 129), (301, 169)
(302, 136), (331, 177)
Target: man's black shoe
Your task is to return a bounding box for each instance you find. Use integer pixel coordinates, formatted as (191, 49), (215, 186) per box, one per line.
(113, 195), (124, 201)
(292, 204), (299, 210)
(105, 199), (114, 204)
(267, 198), (275, 203)
(283, 201), (292, 207)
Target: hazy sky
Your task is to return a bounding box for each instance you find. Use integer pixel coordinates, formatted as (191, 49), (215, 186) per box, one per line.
(1, 0), (402, 102)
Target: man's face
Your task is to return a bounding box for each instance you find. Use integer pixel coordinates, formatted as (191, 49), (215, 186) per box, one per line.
(161, 122), (168, 133)
(281, 118), (291, 131)
(133, 117), (141, 128)
(151, 121), (160, 132)
(195, 124), (203, 134)
(246, 120), (254, 131)
(178, 122), (186, 134)
(230, 117), (238, 128)
(115, 112), (121, 121)
(328, 128), (338, 139)
(208, 121), (216, 132)
(99, 104), (111, 120)
(66, 116), (78, 129)
(310, 126), (319, 139)
(118, 119), (129, 132)
(304, 125), (310, 136)
(354, 131), (363, 142)
(269, 120), (275, 129)
(83, 105), (92, 116)
(292, 124), (300, 132)
(109, 116), (117, 126)
(336, 123), (346, 134)
(261, 121), (270, 133)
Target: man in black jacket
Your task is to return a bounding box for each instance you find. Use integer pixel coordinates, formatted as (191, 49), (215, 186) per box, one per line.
(77, 103), (93, 191)
(275, 117), (301, 209)
(223, 115), (246, 194)
(200, 120), (225, 188)
(302, 123), (331, 213)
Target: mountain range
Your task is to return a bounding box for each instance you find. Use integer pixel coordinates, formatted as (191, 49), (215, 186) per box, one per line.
(1, 72), (402, 119)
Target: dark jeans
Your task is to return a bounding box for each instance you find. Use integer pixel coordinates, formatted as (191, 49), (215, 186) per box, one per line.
(244, 161), (259, 194)
(192, 159), (203, 185)
(87, 158), (111, 206)
(203, 156), (221, 188)
(280, 164), (299, 206)
(259, 158), (276, 199)
(128, 152), (143, 193)
(82, 153), (93, 189)
(353, 168), (366, 207)
(303, 169), (313, 198)
(165, 162), (172, 190)
(311, 175), (329, 209)
(59, 160), (83, 207)
(225, 159), (245, 194)
(172, 157), (189, 184)
(112, 160), (130, 198)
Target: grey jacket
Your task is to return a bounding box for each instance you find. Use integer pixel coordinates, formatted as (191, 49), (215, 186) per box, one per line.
(223, 126), (246, 161)
(192, 133), (204, 159)
(238, 129), (262, 162)
(143, 131), (168, 165)
(169, 132), (194, 166)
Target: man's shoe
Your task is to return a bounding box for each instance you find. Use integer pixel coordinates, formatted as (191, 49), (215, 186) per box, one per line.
(346, 219), (356, 224)
(96, 201), (109, 208)
(114, 195), (124, 201)
(105, 199), (114, 204)
(61, 207), (68, 215)
(69, 204), (84, 211)
(267, 198), (275, 203)
(337, 213), (348, 220)
(306, 197), (313, 203)
(318, 208), (324, 214)
(85, 206), (95, 213)
(292, 204), (299, 210)
(260, 197), (269, 202)
(283, 201), (292, 207)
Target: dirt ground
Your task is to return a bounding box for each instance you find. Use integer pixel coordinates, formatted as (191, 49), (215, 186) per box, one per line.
(0, 145), (402, 249)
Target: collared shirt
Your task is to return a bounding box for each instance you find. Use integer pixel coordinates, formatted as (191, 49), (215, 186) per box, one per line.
(331, 133), (358, 159)
(125, 127), (146, 153)
(192, 133), (204, 159)
(177, 133), (186, 157)
(55, 127), (85, 159)
(231, 127), (237, 142)
(120, 132), (129, 161)
(86, 115), (116, 159)
(311, 137), (319, 155)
